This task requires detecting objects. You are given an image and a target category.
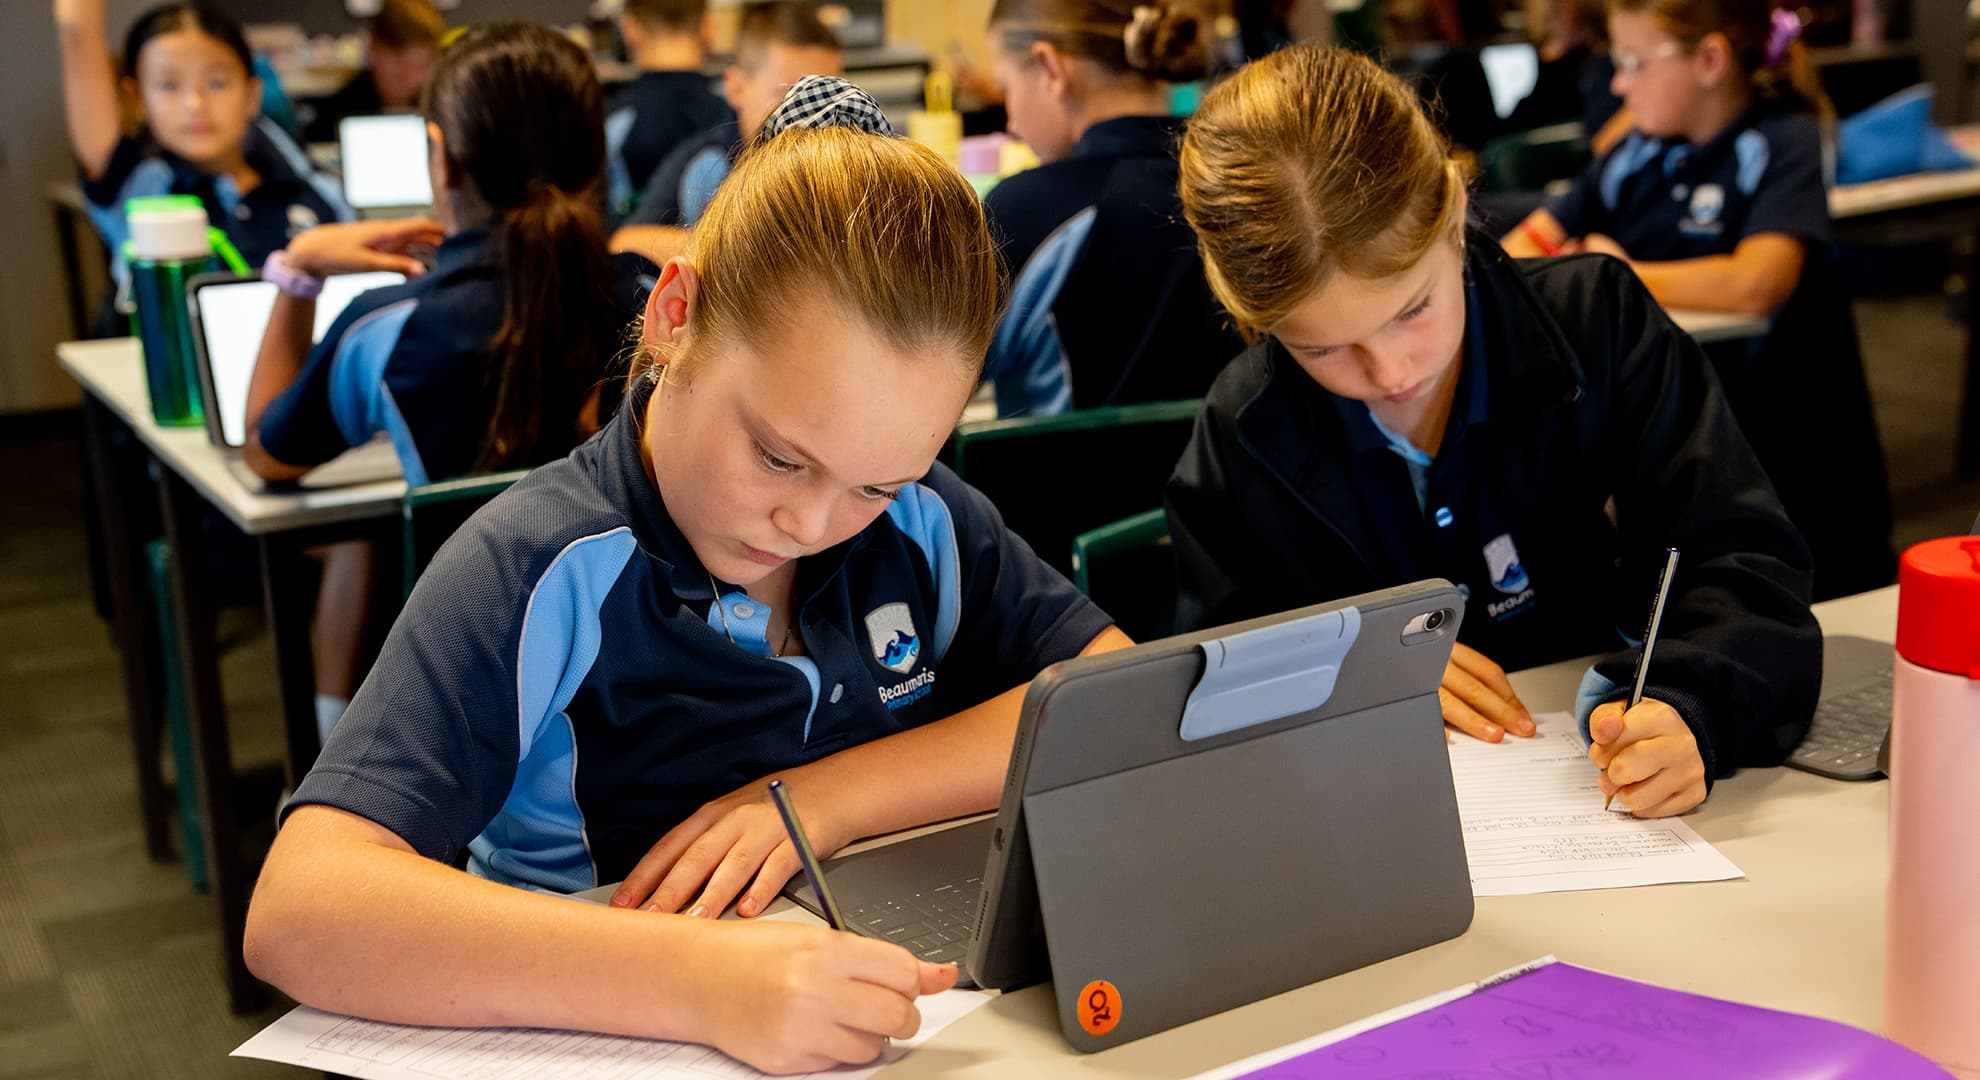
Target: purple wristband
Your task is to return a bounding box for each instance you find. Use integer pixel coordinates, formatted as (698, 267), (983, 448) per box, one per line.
(262, 250), (325, 299)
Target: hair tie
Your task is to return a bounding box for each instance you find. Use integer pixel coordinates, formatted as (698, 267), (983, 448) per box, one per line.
(1764, 7), (1802, 67)
(757, 75), (896, 142)
(1123, 6), (1164, 71)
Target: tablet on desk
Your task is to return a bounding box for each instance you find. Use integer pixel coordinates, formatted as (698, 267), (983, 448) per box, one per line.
(187, 272), (408, 492)
(787, 580), (1475, 1052)
(188, 272), (406, 450)
(338, 113), (433, 212)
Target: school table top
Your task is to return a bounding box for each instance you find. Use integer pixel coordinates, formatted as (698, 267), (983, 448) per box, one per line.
(1830, 124), (1980, 220)
(58, 337), (407, 536)
(579, 586), (1901, 1078)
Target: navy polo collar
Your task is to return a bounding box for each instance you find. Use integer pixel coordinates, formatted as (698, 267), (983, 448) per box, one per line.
(160, 121), (312, 197)
(1069, 114), (1182, 161)
(429, 228), (498, 279)
(593, 384), (715, 599)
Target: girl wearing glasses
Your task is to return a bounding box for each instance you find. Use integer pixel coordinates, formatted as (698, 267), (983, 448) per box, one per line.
(1503, 0), (1893, 601)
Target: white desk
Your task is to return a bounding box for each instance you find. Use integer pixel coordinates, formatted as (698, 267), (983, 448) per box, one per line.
(58, 339), (406, 534)
(1669, 307), (1770, 344)
(62, 338), (406, 1015)
(596, 588), (1896, 1078)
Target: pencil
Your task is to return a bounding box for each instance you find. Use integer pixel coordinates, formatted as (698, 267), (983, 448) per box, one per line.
(767, 779), (846, 929)
(1607, 547), (1680, 812)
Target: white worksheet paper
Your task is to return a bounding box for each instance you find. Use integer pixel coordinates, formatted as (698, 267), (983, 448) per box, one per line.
(1448, 711), (1742, 896)
(233, 988), (992, 1079)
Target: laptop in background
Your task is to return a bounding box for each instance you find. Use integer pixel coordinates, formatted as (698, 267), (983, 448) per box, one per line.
(338, 114), (433, 216)
(187, 272), (407, 490)
(790, 580), (1475, 1050)
(1479, 41), (1540, 120)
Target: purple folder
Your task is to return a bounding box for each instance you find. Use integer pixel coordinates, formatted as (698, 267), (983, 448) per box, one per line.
(1239, 962), (1951, 1079)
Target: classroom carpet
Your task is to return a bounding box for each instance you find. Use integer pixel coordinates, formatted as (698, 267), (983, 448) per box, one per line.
(0, 290), (1976, 1078)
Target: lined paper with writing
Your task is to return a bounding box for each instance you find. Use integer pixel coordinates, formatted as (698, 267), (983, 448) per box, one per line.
(1448, 712), (1742, 896)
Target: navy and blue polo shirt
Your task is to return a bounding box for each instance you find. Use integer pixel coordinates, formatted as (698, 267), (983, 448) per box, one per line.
(256, 229), (657, 485)
(605, 71), (735, 219)
(81, 117), (352, 297)
(981, 115), (1243, 416)
(1548, 104), (1897, 597)
(622, 120), (739, 228)
(1549, 104), (1829, 258)
(286, 393), (1113, 891)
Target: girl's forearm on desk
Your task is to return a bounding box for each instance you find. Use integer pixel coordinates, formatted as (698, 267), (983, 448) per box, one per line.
(246, 805), (729, 1040)
(1618, 234), (1804, 316)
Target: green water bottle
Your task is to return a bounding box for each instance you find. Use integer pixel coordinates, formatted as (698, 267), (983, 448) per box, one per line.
(124, 195), (248, 426)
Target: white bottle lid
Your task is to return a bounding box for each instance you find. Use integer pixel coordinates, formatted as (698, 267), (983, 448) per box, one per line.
(126, 195), (213, 261)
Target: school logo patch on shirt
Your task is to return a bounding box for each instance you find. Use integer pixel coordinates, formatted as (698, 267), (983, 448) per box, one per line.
(1484, 534), (1529, 594)
(1680, 183), (1726, 236)
(864, 602), (921, 674)
(286, 204), (321, 238)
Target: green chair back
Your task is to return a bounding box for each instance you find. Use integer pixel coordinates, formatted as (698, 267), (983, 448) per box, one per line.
(1070, 509), (1175, 642)
(945, 399), (1200, 579)
(1478, 121), (1589, 194)
(401, 469), (530, 598)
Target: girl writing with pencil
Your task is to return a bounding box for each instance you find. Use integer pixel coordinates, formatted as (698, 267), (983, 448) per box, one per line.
(1166, 46), (1820, 817)
(244, 82), (1130, 1072)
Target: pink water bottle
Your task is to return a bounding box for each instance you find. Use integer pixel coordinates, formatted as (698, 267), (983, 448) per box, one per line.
(1885, 536), (1980, 1075)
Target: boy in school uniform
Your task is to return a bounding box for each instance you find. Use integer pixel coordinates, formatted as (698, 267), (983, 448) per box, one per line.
(604, 0), (734, 219)
(612, 2), (841, 252)
(301, 0), (445, 144)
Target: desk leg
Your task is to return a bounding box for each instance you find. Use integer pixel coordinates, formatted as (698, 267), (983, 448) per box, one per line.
(259, 535), (321, 790)
(81, 397), (172, 862)
(53, 199), (89, 340)
(156, 469), (266, 1014)
(1963, 240), (1980, 480)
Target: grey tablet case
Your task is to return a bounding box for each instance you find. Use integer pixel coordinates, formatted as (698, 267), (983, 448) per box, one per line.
(787, 580), (1474, 1051)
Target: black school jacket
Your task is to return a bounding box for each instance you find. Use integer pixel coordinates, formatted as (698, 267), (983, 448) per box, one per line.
(1165, 232), (1821, 783)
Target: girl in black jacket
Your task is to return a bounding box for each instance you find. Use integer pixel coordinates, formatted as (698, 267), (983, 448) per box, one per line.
(1168, 45), (1820, 818)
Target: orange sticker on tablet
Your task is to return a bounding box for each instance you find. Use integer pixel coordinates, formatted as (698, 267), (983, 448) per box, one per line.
(1077, 980), (1121, 1036)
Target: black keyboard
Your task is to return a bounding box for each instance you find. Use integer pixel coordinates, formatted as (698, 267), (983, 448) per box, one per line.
(844, 878), (981, 966)
(1788, 668), (1893, 781)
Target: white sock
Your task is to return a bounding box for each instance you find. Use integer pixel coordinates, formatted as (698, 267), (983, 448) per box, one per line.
(315, 694), (350, 745)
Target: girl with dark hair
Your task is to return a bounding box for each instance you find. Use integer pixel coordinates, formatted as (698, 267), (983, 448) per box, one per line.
(977, 0), (1245, 415)
(241, 23), (656, 740)
(53, 0), (351, 324)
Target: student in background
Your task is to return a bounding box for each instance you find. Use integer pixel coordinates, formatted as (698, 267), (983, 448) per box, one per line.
(1503, 0), (1894, 599)
(300, 0), (445, 143)
(1168, 46), (1819, 817)
(613, 1), (842, 252)
(605, 0), (734, 220)
(979, 0), (1245, 416)
(53, 0), (351, 328)
(243, 24), (657, 740)
(244, 84), (1130, 1073)
(1502, 0), (1621, 137)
